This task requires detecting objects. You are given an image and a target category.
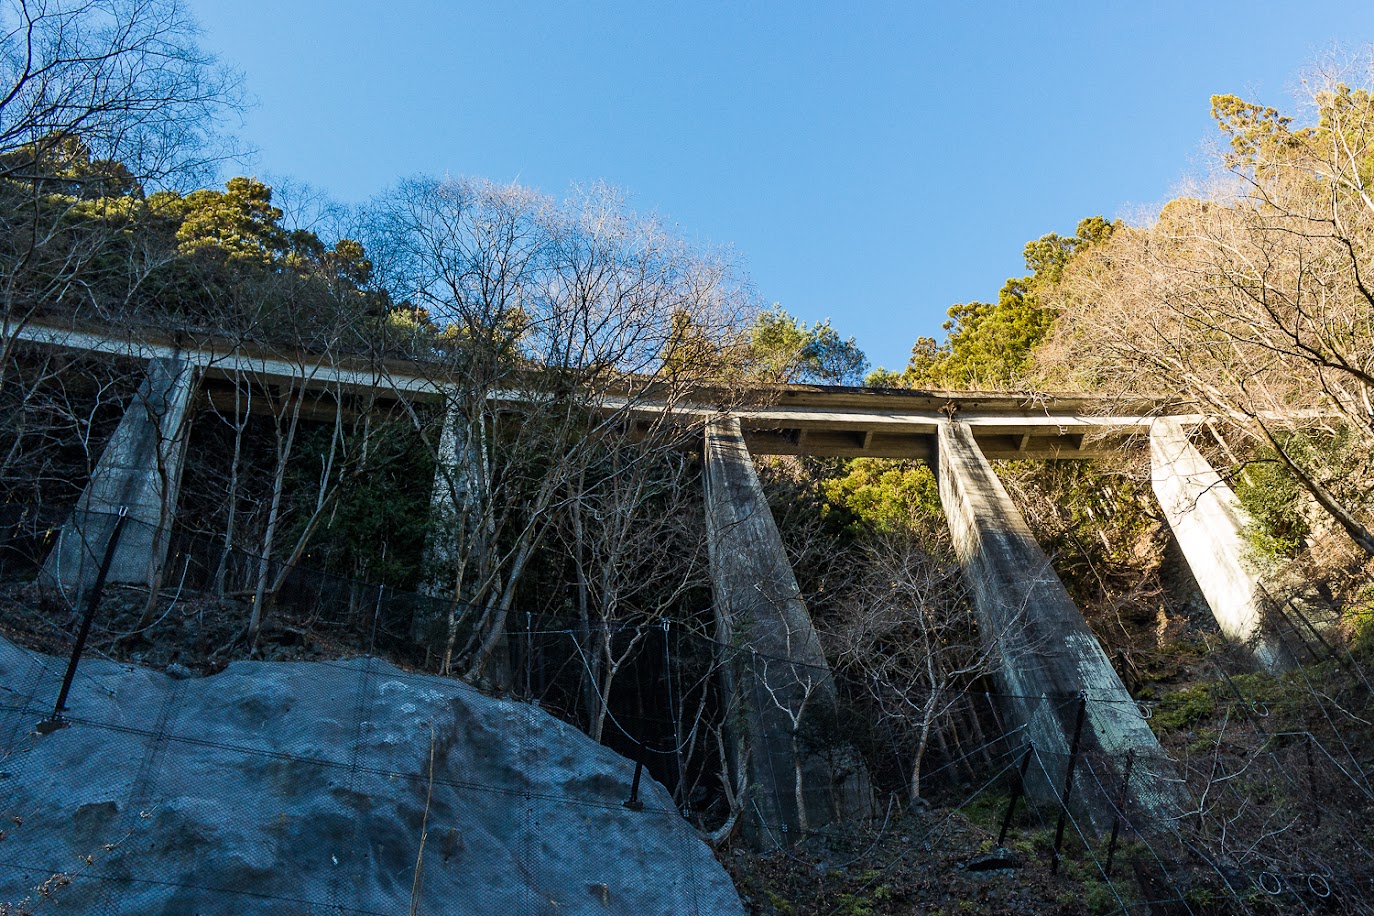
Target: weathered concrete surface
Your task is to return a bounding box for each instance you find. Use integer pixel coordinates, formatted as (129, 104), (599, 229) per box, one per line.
(426, 396), (491, 580)
(0, 638), (743, 915)
(936, 421), (1187, 832)
(1149, 418), (1286, 670)
(703, 417), (868, 847)
(13, 319), (1189, 460)
(42, 355), (196, 597)
(421, 398), (512, 687)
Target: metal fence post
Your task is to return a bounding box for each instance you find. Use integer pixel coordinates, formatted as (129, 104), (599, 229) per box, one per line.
(998, 743), (1035, 846)
(1306, 733), (1320, 828)
(1050, 693), (1087, 875)
(1104, 749), (1135, 876)
(38, 506), (128, 734)
(623, 760), (645, 811)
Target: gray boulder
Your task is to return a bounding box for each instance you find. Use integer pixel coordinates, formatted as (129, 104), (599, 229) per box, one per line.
(0, 638), (743, 915)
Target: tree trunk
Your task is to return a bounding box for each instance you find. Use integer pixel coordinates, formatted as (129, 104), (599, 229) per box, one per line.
(249, 385), (303, 645)
(1256, 417), (1374, 557)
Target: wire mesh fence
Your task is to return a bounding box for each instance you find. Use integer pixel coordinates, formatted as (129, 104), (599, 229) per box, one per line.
(0, 504), (1372, 913)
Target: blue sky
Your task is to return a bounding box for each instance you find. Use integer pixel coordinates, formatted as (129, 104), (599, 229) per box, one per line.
(185, 1), (1374, 372)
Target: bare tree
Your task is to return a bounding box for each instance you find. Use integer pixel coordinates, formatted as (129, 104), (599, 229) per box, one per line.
(827, 533), (997, 804)
(0, 0), (242, 367)
(368, 176), (753, 682)
(1042, 57), (1374, 557)
(754, 640), (824, 835)
(0, 0), (242, 569)
(559, 444), (707, 742)
(0, 0), (240, 184)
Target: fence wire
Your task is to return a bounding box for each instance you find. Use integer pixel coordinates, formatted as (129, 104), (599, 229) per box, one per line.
(1, 505), (1373, 914)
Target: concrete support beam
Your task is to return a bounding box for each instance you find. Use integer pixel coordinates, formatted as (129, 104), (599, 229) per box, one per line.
(43, 356), (197, 597)
(936, 420), (1186, 832)
(1149, 418), (1286, 670)
(703, 417), (866, 847)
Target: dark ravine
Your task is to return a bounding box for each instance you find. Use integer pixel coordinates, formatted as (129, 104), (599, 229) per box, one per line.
(0, 636), (743, 915)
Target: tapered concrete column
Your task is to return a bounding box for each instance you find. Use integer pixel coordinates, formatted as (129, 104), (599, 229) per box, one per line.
(936, 420), (1186, 831)
(1149, 419), (1285, 670)
(43, 356), (196, 596)
(425, 397), (490, 584)
(421, 398), (512, 686)
(704, 417), (866, 847)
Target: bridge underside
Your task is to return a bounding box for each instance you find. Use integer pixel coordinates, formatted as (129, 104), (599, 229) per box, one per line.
(196, 382), (1144, 461)
(662, 389), (1166, 460)
(740, 427), (1133, 460)
(12, 322), (1180, 461)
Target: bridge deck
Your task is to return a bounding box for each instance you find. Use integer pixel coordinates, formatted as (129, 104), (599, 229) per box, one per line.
(10, 321), (1187, 460)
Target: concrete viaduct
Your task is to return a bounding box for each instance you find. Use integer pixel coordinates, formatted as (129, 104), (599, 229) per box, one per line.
(10, 321), (1276, 844)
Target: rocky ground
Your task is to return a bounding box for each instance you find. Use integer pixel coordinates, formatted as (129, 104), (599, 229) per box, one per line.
(0, 581), (359, 674)
(719, 804), (1140, 916)
(0, 581), (1124, 915)
(7, 578), (1368, 914)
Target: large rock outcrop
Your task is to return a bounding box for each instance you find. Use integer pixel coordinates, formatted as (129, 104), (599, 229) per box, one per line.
(0, 639), (742, 914)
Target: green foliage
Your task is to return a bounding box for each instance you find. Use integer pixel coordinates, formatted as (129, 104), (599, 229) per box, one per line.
(0, 133), (142, 199)
(1316, 84), (1374, 188)
(747, 307), (869, 384)
(883, 216), (1117, 389)
(820, 459), (942, 537)
(282, 421), (435, 588)
(1232, 426), (1371, 562)
(1150, 684), (1216, 732)
(1053, 858), (1123, 914)
(0, 135), (161, 322)
(958, 790), (1014, 833)
(434, 302), (531, 366)
(765, 890), (795, 914)
(157, 177), (373, 284)
(920, 278), (1052, 388)
(1131, 637), (1208, 687)
(997, 459), (1165, 632)
(1210, 84), (1374, 184)
(1150, 662), (1350, 737)
(1031, 463), (1155, 558)
(831, 886), (894, 916)
(1341, 585), (1374, 651)
(659, 310), (720, 377)
(1232, 457), (1308, 561)
(173, 177), (288, 266)
(863, 366), (904, 388)
(1210, 94), (1304, 167)
(137, 176), (383, 335)
(0, 149), (382, 335)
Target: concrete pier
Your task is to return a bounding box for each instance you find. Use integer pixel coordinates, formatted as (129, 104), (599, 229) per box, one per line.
(1149, 418), (1285, 669)
(425, 398), (490, 586)
(43, 356), (196, 597)
(936, 420), (1186, 831)
(703, 417), (866, 846)
(420, 399), (515, 686)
